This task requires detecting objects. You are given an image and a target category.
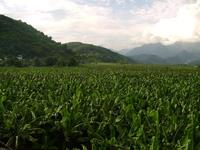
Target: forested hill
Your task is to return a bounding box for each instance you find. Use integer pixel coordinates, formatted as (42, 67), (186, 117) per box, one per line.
(66, 42), (132, 63)
(0, 14), (72, 58)
(0, 14), (132, 66)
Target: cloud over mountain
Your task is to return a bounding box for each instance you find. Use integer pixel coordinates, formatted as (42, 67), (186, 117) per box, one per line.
(1, 0), (200, 50)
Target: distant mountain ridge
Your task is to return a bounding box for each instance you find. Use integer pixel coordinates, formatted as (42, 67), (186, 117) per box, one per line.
(125, 42), (200, 64)
(0, 14), (132, 65)
(130, 54), (167, 64)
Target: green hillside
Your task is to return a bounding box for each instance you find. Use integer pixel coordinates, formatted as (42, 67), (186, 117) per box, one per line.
(0, 15), (132, 66)
(0, 15), (72, 59)
(66, 42), (133, 63)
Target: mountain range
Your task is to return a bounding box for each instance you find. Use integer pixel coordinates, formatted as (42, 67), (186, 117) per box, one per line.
(124, 42), (200, 64)
(1, 14), (200, 66)
(0, 14), (132, 66)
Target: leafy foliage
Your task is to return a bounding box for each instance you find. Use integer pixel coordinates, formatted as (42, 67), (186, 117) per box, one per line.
(0, 65), (200, 149)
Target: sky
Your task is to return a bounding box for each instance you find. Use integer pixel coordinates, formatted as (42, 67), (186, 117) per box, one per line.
(0, 0), (200, 51)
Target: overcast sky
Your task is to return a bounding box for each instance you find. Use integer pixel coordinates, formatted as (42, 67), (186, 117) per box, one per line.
(0, 0), (200, 50)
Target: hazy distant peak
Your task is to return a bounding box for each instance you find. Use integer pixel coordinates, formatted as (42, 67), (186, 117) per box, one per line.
(124, 41), (200, 64)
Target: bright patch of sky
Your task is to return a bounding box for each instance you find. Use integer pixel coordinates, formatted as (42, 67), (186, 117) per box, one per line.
(73, 0), (152, 7)
(0, 0), (200, 50)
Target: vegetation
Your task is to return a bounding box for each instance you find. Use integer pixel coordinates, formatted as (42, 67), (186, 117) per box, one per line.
(0, 15), (132, 66)
(66, 42), (133, 64)
(0, 64), (200, 149)
(0, 56), (79, 67)
(0, 15), (70, 58)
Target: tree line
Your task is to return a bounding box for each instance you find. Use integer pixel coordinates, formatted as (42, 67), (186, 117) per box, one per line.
(0, 56), (79, 67)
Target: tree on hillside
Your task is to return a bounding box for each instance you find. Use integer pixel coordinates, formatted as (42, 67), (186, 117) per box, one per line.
(44, 57), (58, 66)
(68, 58), (79, 66)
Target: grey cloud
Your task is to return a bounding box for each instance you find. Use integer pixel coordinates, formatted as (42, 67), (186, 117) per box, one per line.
(0, 0), (9, 10)
(0, 0), (6, 5)
(46, 9), (67, 21)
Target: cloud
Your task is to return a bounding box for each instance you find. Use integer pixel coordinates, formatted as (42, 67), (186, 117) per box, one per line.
(0, 0), (200, 50)
(1, 0), (130, 49)
(129, 0), (200, 46)
(143, 0), (200, 44)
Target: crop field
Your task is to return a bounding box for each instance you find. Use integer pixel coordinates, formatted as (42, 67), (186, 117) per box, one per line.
(0, 65), (200, 150)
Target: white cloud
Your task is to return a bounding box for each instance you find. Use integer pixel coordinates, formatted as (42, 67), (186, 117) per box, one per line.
(129, 0), (200, 46)
(0, 0), (200, 50)
(144, 0), (200, 44)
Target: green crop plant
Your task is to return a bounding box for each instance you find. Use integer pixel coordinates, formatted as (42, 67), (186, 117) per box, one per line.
(0, 65), (200, 149)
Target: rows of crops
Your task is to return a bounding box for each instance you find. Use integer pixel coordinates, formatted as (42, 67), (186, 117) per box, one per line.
(0, 65), (200, 149)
